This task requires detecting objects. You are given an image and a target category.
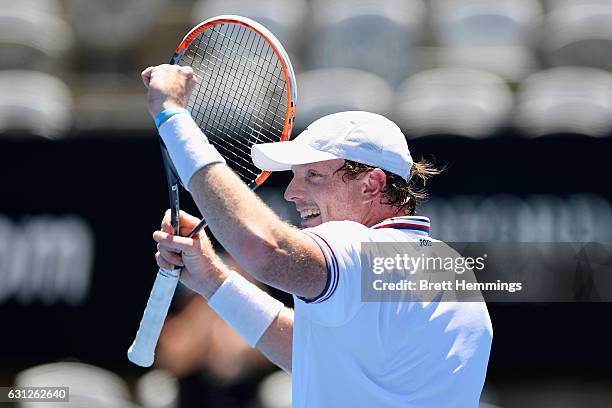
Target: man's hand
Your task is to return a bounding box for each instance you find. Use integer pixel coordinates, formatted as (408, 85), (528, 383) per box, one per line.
(142, 64), (197, 118)
(153, 210), (229, 299)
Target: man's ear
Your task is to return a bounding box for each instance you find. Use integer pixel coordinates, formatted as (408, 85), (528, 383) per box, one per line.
(361, 169), (387, 202)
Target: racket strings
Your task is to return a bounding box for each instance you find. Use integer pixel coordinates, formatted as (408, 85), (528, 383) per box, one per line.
(192, 43), (286, 119)
(198, 29), (279, 172)
(191, 50), (284, 129)
(215, 27), (287, 108)
(188, 49), (280, 177)
(214, 27), (287, 137)
(179, 22), (289, 184)
(204, 28), (286, 135)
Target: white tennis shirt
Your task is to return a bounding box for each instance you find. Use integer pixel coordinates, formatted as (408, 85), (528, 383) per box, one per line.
(292, 216), (493, 408)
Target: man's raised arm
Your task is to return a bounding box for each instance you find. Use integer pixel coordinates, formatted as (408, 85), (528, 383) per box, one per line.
(144, 64), (327, 299)
(189, 164), (327, 299)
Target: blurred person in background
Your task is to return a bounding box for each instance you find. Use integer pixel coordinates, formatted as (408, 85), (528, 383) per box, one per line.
(156, 252), (275, 407)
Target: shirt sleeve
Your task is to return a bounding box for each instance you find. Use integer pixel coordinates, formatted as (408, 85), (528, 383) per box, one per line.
(295, 220), (372, 326)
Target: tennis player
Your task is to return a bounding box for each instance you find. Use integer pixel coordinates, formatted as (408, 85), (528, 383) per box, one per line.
(144, 64), (493, 407)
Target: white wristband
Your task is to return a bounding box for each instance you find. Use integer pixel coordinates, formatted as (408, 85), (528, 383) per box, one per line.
(208, 271), (284, 347)
(158, 113), (225, 190)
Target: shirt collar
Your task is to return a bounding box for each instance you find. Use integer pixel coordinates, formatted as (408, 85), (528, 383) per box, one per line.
(370, 216), (431, 236)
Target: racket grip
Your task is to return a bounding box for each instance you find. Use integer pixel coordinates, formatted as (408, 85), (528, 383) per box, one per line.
(127, 268), (180, 367)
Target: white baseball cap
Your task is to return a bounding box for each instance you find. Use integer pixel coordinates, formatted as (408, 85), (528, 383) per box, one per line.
(251, 111), (414, 180)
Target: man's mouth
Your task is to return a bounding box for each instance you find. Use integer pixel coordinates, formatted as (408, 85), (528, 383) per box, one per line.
(299, 208), (321, 221)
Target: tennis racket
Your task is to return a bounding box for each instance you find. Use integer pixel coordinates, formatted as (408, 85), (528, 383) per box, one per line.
(128, 15), (297, 367)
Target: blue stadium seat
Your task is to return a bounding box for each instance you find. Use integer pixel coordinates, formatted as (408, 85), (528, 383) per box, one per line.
(258, 370), (292, 408)
(191, 0), (308, 64)
(515, 67), (612, 137)
(541, 2), (612, 71)
(394, 68), (513, 138)
(136, 369), (179, 408)
(16, 362), (137, 408)
(0, 70), (73, 139)
(305, 0), (426, 86)
(430, 0), (542, 82)
(294, 68), (394, 130)
(65, 0), (165, 51)
(0, 0), (73, 70)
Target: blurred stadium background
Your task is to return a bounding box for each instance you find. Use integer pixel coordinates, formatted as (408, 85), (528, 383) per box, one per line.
(1, 0), (611, 407)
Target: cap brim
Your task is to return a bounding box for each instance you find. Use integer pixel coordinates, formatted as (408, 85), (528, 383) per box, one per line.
(251, 140), (340, 171)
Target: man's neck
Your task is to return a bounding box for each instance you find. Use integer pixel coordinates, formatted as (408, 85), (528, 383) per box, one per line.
(362, 205), (404, 228)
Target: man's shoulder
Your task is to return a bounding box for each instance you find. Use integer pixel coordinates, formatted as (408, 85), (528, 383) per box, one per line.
(304, 219), (371, 236)
(303, 218), (431, 250)
(302, 220), (373, 252)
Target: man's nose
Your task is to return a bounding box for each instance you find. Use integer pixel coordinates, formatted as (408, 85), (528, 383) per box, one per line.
(284, 176), (303, 202)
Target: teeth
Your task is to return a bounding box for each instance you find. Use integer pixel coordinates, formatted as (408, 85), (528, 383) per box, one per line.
(299, 209), (321, 219)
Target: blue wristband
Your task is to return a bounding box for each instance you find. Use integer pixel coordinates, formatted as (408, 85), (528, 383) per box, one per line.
(155, 108), (190, 128)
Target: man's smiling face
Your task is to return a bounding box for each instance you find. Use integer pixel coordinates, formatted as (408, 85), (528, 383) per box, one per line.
(284, 159), (367, 228)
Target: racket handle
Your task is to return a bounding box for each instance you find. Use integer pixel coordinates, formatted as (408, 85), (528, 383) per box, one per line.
(127, 268), (180, 367)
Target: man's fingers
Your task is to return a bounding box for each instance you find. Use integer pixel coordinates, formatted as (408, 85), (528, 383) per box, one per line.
(157, 244), (184, 267)
(143, 64), (191, 87)
(161, 209), (174, 234)
(161, 223), (174, 234)
(141, 66), (155, 88)
(178, 210), (202, 233)
(155, 252), (175, 270)
(180, 65), (194, 76)
(178, 209), (199, 223)
(161, 209), (201, 236)
(153, 230), (195, 252)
